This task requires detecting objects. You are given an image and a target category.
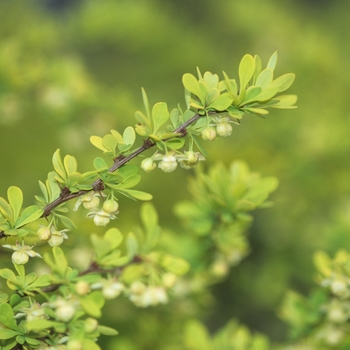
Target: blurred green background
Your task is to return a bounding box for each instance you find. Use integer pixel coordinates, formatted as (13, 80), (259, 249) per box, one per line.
(1, 0), (350, 348)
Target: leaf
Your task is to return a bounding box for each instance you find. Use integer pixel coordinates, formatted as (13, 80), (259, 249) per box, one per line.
(0, 268), (17, 282)
(7, 186), (22, 222)
(270, 94), (298, 108)
(208, 93), (233, 111)
(135, 111), (150, 127)
(0, 303), (19, 329)
(117, 189), (153, 201)
(93, 157), (109, 171)
(15, 206), (43, 228)
(203, 71), (219, 90)
(141, 203), (158, 231)
(253, 54), (263, 84)
(102, 134), (118, 154)
(222, 71), (238, 97)
(53, 247), (68, 277)
(270, 73), (296, 92)
(90, 136), (108, 152)
(142, 87), (150, 118)
(165, 138), (186, 150)
(0, 329), (20, 340)
(25, 319), (61, 332)
(241, 86), (262, 105)
(52, 149), (66, 180)
(104, 228), (123, 249)
(122, 126), (136, 146)
(97, 325), (119, 336)
(242, 107), (269, 116)
(91, 234), (113, 260)
(126, 232), (139, 258)
(122, 264), (144, 284)
(267, 51), (278, 71)
(119, 174), (141, 189)
(183, 320), (213, 350)
(255, 68), (273, 88)
(238, 54), (255, 90)
(0, 197), (14, 224)
(182, 73), (201, 97)
(80, 292), (104, 318)
(161, 255), (190, 275)
(63, 155), (77, 176)
(152, 102), (169, 134)
(110, 129), (123, 143)
(55, 213), (76, 230)
(254, 87), (279, 103)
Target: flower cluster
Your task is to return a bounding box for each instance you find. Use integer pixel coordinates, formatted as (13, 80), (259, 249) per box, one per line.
(37, 225), (69, 247)
(141, 151), (205, 173)
(74, 192), (120, 227)
(128, 281), (168, 307)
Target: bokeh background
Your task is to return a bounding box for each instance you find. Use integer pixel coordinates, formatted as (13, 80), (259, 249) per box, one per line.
(1, 0), (350, 348)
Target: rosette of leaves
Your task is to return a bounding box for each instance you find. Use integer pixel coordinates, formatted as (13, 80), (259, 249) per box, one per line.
(0, 186), (43, 237)
(182, 51), (297, 118)
(174, 161), (278, 269)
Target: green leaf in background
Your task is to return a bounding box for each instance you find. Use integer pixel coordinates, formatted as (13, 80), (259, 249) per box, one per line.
(80, 291), (105, 317)
(104, 228), (123, 250)
(183, 319), (213, 350)
(126, 231), (139, 258)
(161, 254), (190, 275)
(238, 54), (255, 90)
(97, 325), (119, 336)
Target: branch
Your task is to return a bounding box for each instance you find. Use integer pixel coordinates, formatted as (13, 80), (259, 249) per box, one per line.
(41, 111), (207, 217)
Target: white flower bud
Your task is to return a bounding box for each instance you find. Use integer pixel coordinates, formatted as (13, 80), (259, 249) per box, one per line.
(102, 281), (124, 299)
(12, 251), (29, 265)
(55, 303), (76, 322)
(102, 199), (119, 214)
(158, 154), (177, 172)
(216, 122), (232, 137)
(82, 193), (100, 210)
(201, 127), (216, 141)
(48, 228), (69, 247)
(75, 280), (90, 296)
(141, 158), (157, 173)
(93, 210), (111, 226)
(331, 279), (349, 298)
(37, 226), (51, 241)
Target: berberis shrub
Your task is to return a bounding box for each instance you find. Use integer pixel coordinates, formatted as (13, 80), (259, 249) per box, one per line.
(0, 52), (341, 350)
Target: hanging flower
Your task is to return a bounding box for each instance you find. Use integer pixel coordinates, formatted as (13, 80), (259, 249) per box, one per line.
(73, 191), (102, 211)
(2, 241), (42, 265)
